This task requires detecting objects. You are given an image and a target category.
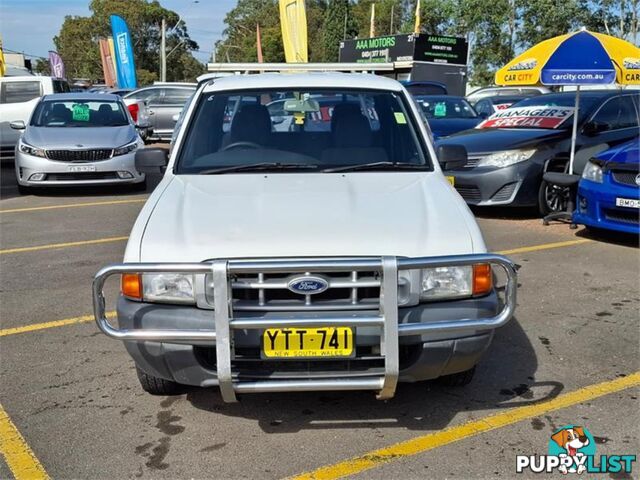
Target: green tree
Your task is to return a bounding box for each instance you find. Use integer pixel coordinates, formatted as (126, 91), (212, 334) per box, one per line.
(352, 0), (405, 38)
(54, 0), (203, 84)
(516, 0), (589, 49)
(33, 58), (51, 76)
(322, 0), (358, 61)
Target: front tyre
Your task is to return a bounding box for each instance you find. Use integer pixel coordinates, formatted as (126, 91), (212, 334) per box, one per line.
(136, 366), (181, 395)
(438, 366), (476, 387)
(17, 184), (33, 196)
(538, 180), (569, 216)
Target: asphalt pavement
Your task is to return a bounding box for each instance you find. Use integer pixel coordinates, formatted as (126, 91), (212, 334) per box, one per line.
(0, 161), (638, 479)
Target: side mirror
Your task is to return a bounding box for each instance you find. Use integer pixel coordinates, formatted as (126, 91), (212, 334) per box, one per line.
(437, 144), (468, 170)
(10, 121), (26, 130)
(479, 112), (489, 120)
(582, 121), (607, 136)
(135, 148), (168, 173)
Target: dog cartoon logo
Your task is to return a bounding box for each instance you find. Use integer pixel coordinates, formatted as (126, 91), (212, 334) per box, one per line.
(549, 426), (595, 474)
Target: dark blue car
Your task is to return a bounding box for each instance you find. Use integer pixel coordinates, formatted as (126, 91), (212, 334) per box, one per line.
(414, 95), (482, 140)
(573, 138), (639, 234)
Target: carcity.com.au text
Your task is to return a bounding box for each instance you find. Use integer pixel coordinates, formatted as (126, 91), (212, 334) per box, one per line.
(550, 73), (606, 82)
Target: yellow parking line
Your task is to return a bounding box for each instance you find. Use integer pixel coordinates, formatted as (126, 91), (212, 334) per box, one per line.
(498, 238), (592, 255)
(0, 236), (128, 255)
(0, 198), (147, 214)
(289, 371), (640, 480)
(0, 311), (116, 337)
(0, 403), (49, 480)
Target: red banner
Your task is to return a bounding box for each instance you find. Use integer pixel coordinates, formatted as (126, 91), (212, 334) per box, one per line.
(477, 106), (574, 129)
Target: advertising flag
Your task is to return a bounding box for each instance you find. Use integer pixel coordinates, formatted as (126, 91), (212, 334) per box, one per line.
(256, 23), (264, 63)
(0, 44), (5, 77)
(414, 0), (421, 33)
(109, 15), (137, 88)
(279, 0), (308, 63)
(99, 39), (117, 87)
(370, 3), (376, 38)
(48, 51), (65, 78)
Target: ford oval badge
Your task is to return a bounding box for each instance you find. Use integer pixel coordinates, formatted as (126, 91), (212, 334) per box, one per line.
(287, 276), (329, 295)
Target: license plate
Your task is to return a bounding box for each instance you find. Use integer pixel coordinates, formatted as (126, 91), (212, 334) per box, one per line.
(615, 197), (640, 209)
(67, 165), (96, 173)
(262, 327), (354, 358)
(446, 176), (455, 186)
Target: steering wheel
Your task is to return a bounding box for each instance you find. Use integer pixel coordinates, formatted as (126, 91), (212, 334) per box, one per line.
(222, 141), (262, 152)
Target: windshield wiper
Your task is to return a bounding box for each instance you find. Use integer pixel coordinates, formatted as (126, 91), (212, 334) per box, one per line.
(199, 162), (318, 175)
(322, 162), (429, 173)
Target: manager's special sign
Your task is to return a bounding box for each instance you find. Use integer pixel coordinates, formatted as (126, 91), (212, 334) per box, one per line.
(477, 106), (575, 129)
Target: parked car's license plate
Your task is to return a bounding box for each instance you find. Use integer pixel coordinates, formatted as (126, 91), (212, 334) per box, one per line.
(446, 176), (455, 186)
(615, 197), (640, 209)
(263, 327), (354, 358)
(67, 165), (96, 173)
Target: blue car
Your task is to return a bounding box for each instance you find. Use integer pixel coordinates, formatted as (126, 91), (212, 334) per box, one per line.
(573, 138), (640, 234)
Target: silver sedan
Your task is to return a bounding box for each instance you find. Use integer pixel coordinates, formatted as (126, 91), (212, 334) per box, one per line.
(12, 92), (146, 194)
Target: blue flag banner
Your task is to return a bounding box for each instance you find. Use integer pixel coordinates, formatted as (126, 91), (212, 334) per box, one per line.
(110, 15), (137, 88)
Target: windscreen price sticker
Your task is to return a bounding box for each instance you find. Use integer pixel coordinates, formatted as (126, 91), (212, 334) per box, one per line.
(477, 106), (574, 129)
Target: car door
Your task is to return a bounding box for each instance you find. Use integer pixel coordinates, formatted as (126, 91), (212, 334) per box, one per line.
(575, 94), (640, 173)
(156, 88), (195, 139)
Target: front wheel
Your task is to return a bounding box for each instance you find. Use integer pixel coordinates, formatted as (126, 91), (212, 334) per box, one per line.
(136, 366), (181, 395)
(538, 180), (569, 216)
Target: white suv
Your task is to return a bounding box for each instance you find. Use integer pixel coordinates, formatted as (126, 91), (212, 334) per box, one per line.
(93, 70), (517, 403)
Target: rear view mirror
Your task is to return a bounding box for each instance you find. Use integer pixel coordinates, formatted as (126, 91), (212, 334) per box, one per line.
(437, 144), (468, 170)
(582, 121), (608, 136)
(10, 121), (26, 130)
(135, 148), (168, 173)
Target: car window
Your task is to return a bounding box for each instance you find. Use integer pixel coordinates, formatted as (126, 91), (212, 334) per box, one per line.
(128, 88), (163, 105)
(475, 100), (491, 116)
(176, 88), (429, 174)
(592, 96), (640, 130)
(30, 99), (130, 127)
(417, 97), (477, 119)
(0, 81), (42, 104)
(53, 80), (70, 93)
(162, 88), (194, 105)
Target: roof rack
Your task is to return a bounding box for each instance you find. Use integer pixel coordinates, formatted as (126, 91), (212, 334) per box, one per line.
(205, 62), (394, 74)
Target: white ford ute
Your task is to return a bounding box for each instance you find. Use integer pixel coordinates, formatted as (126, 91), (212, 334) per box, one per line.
(93, 70), (517, 403)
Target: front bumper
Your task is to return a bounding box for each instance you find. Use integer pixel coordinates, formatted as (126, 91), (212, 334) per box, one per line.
(15, 149), (145, 187)
(93, 255), (518, 402)
(573, 179), (640, 234)
(447, 160), (543, 207)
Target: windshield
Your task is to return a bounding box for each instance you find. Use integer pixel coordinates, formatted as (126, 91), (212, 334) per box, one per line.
(416, 96), (477, 119)
(31, 99), (129, 127)
(509, 94), (601, 125)
(175, 88), (431, 174)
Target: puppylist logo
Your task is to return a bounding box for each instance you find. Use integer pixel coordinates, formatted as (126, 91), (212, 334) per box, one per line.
(516, 425), (636, 475)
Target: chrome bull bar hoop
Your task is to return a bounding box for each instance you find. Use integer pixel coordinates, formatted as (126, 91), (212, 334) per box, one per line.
(92, 254), (517, 402)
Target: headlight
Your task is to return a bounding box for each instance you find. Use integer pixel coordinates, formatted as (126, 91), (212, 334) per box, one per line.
(19, 141), (46, 158)
(121, 273), (195, 304)
(143, 273), (195, 304)
(113, 141), (139, 157)
(581, 161), (603, 183)
(420, 264), (492, 301)
(476, 149), (536, 168)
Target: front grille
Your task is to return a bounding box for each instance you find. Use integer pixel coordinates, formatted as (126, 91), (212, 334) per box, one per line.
(491, 182), (517, 202)
(455, 184), (482, 201)
(194, 344), (422, 378)
(208, 271), (385, 311)
(612, 171), (640, 187)
(46, 149), (113, 162)
(603, 208), (639, 225)
(45, 172), (118, 181)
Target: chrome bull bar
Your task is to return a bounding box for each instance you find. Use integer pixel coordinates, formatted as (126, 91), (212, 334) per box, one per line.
(92, 254), (517, 402)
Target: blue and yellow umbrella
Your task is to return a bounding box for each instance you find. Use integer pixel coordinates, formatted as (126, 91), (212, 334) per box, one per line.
(495, 29), (640, 173)
(496, 29), (640, 87)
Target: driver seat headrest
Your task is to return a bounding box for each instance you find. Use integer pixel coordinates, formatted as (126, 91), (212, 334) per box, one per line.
(230, 104), (272, 145)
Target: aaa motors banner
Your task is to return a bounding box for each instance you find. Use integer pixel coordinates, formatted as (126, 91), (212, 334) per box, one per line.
(48, 51), (65, 79)
(110, 15), (137, 88)
(477, 106), (574, 129)
(279, 0), (308, 62)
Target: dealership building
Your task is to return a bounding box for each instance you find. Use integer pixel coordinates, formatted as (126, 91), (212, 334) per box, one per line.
(339, 33), (469, 96)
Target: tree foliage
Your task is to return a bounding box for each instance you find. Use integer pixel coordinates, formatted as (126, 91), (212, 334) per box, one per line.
(54, 0), (204, 84)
